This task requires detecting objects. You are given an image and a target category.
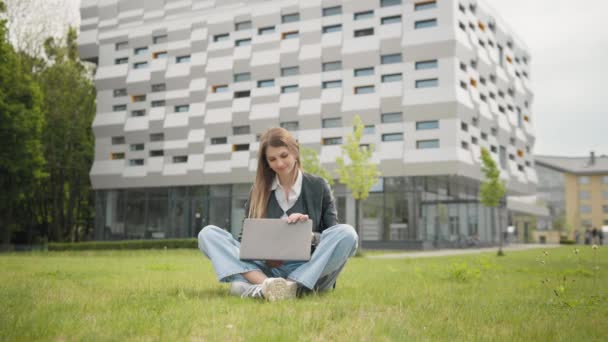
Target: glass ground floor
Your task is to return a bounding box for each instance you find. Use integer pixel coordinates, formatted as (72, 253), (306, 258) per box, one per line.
(94, 175), (510, 249)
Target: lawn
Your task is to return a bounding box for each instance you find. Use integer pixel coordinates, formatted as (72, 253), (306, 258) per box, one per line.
(1, 246), (606, 341)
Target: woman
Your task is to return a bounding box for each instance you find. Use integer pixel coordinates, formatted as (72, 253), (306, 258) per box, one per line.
(198, 127), (358, 301)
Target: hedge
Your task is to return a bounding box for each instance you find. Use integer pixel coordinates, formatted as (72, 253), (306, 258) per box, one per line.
(48, 238), (198, 251)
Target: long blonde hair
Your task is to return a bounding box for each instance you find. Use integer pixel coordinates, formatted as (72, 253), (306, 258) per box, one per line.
(248, 127), (301, 218)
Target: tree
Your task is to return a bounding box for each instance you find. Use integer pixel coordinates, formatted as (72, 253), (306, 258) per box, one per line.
(0, 0), (46, 245)
(300, 146), (334, 187)
(479, 147), (507, 256)
(336, 115), (380, 237)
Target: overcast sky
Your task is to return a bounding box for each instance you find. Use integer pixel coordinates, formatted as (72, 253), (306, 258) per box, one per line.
(52, 0), (608, 157)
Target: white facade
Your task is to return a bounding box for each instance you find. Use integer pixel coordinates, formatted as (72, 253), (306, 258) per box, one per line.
(79, 0), (536, 194)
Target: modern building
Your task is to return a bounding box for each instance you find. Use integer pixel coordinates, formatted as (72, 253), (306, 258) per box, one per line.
(78, 0), (537, 248)
(536, 153), (608, 240)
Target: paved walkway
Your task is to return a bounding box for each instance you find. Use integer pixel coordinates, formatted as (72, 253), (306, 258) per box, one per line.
(366, 243), (562, 259)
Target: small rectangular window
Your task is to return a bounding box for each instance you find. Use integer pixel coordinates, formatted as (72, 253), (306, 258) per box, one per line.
(322, 61), (342, 72)
(176, 55), (191, 63)
(481, 132), (488, 140)
(416, 120), (438, 130)
(354, 10), (373, 20)
(258, 26), (275, 35)
(461, 122), (468, 132)
(235, 20), (252, 31)
(213, 85), (229, 93)
(415, 78), (439, 88)
(322, 137), (343, 145)
(133, 62), (148, 69)
(233, 125), (251, 135)
(131, 110), (145, 117)
(213, 33), (229, 42)
(151, 83), (166, 92)
(257, 79), (275, 88)
(115, 57), (129, 65)
(233, 144), (249, 152)
(355, 86), (374, 94)
(381, 112), (402, 123)
(322, 24), (342, 34)
(280, 121), (299, 131)
(415, 18), (437, 29)
(416, 139), (439, 149)
(281, 85), (298, 93)
(282, 13), (300, 23)
(322, 118), (341, 128)
(151, 100), (165, 107)
(134, 47), (148, 55)
(111, 136), (125, 145)
(130, 143), (144, 151)
(132, 95), (146, 103)
(153, 35), (167, 44)
(354, 28), (374, 37)
(115, 41), (128, 50)
(174, 105), (190, 112)
(415, 59), (438, 70)
(235, 38), (251, 47)
(282, 31), (300, 40)
(381, 15), (401, 25)
(234, 90), (251, 98)
(364, 125), (375, 134)
(382, 133), (403, 142)
(381, 0), (401, 7)
(234, 72), (251, 82)
(354, 67), (374, 77)
(113, 104), (127, 112)
(381, 53), (402, 64)
(150, 133), (164, 141)
(211, 137), (227, 145)
(580, 205), (591, 214)
(150, 150), (164, 157)
(173, 156), (188, 163)
(461, 141), (469, 150)
(322, 80), (342, 89)
(323, 6), (342, 17)
(113, 88), (127, 97)
(381, 73), (402, 83)
(281, 66), (299, 76)
(414, 1), (437, 11)
(110, 152), (125, 160)
(578, 176), (590, 184)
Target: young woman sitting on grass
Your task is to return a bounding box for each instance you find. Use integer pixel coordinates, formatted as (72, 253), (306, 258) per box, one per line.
(198, 127), (358, 301)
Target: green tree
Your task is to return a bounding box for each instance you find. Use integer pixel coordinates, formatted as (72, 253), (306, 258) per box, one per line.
(479, 147), (507, 256)
(336, 115), (380, 237)
(0, 0), (46, 245)
(300, 146), (334, 187)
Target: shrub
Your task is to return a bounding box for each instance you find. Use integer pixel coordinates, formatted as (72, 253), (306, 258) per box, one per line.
(48, 238), (198, 251)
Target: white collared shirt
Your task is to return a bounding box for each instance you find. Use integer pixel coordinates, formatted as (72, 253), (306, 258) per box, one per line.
(271, 169), (303, 218)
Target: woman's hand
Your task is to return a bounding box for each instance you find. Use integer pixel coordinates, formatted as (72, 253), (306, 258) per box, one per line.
(287, 213), (309, 224)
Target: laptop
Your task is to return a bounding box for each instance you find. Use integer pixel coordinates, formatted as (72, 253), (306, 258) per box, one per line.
(239, 218), (312, 261)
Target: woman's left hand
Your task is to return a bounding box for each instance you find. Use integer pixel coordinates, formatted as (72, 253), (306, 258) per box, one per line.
(287, 213), (309, 224)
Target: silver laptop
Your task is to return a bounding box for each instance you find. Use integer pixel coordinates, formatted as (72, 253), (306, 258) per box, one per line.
(239, 218), (312, 261)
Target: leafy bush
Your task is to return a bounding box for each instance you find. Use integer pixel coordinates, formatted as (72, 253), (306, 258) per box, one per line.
(48, 239), (197, 251)
(560, 238), (576, 245)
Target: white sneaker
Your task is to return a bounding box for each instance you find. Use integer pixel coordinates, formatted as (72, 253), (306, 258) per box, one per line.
(261, 278), (298, 301)
(229, 281), (253, 297)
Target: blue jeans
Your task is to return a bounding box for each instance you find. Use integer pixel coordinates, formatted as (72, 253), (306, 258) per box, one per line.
(198, 224), (358, 290)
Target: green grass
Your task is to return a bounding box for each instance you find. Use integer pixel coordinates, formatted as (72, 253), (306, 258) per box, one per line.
(1, 246), (606, 341)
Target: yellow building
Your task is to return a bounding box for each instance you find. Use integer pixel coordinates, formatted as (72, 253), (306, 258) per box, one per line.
(536, 153), (608, 240)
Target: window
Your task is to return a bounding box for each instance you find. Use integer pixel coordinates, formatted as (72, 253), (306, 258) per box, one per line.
(280, 121), (299, 131)
(151, 100), (165, 107)
(233, 144), (249, 152)
(322, 61), (342, 72)
(381, 53), (402, 64)
(176, 55), (191, 63)
(113, 88), (127, 97)
(381, 112), (402, 123)
(580, 205), (591, 214)
(461, 141), (469, 150)
(323, 137), (343, 145)
(415, 19), (437, 29)
(382, 133), (403, 142)
(354, 28), (374, 37)
(111, 136), (125, 145)
(354, 10), (373, 20)
(415, 59), (438, 70)
(281, 85), (298, 93)
(281, 66), (299, 76)
(471, 136), (478, 145)
(322, 80), (342, 89)
(110, 153), (125, 160)
(415, 1), (437, 10)
(234, 72), (251, 82)
(257, 79), (275, 88)
(258, 26), (275, 35)
(234, 90), (251, 98)
(115, 57), (128, 65)
(355, 86), (374, 94)
(134, 47), (148, 55)
(382, 73), (402, 83)
(491, 145), (497, 153)
(150, 133), (164, 141)
(603, 190), (608, 199)
(211, 137), (227, 145)
(151, 83), (166, 92)
(461, 122), (468, 132)
(381, 15), (401, 25)
(150, 150), (164, 157)
(415, 78), (439, 88)
(604, 205), (608, 214)
(173, 156), (188, 163)
(235, 38), (251, 47)
(174, 105), (190, 112)
(364, 125), (375, 134)
(354, 67), (374, 77)
(113, 104), (127, 112)
(235, 20), (252, 31)
(132, 95), (146, 102)
(381, 0), (401, 7)
(133, 62), (148, 69)
(153, 51), (167, 59)
(491, 127), (498, 136)
(153, 35), (167, 44)
(323, 6), (342, 16)
(460, 81), (468, 90)
(481, 132), (488, 140)
(579, 191), (590, 200)
(131, 110), (145, 117)
(417, 139), (439, 149)
(212, 85), (229, 93)
(602, 176), (608, 184)
(282, 13), (300, 23)
(578, 176), (590, 185)
(416, 120), (438, 130)
(233, 125), (251, 135)
(130, 144), (144, 151)
(322, 118), (341, 128)
(213, 33), (229, 42)
(480, 94), (487, 102)
(323, 24), (342, 34)
(282, 31), (299, 40)
(115, 41), (128, 50)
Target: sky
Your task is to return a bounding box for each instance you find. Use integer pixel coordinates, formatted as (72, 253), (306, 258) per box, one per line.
(22, 0), (608, 157)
